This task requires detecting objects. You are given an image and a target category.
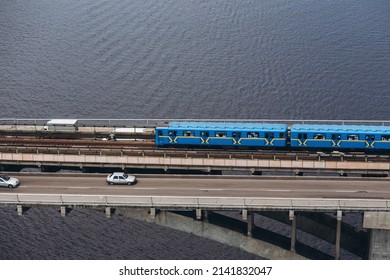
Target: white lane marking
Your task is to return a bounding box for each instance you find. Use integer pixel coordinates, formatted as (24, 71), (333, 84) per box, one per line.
(335, 190), (365, 193)
(19, 185), (110, 189)
(263, 189), (290, 192)
(68, 187), (96, 189)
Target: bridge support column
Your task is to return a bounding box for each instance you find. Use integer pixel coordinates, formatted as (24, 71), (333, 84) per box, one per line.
(105, 207), (111, 218)
(16, 205), (30, 216)
(242, 209), (248, 220)
(363, 212), (390, 259)
(150, 208), (156, 218)
(61, 206), (66, 217)
(17, 205), (23, 216)
(60, 206), (72, 217)
(196, 209), (202, 220)
(289, 210), (297, 252)
(335, 210), (342, 260)
(247, 211), (254, 237)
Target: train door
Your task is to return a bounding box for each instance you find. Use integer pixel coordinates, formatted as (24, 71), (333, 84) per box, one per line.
(168, 130), (177, 143)
(365, 134), (375, 148)
(297, 133), (307, 146)
(200, 131), (209, 144)
(232, 132), (241, 144)
(331, 134), (341, 147)
(265, 132), (274, 145)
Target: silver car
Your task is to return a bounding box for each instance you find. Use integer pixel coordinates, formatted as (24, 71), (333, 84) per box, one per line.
(106, 172), (137, 185)
(0, 175), (20, 188)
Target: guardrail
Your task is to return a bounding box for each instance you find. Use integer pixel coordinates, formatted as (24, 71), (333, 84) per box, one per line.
(1, 193), (390, 211)
(1, 118), (390, 128)
(1, 151), (389, 172)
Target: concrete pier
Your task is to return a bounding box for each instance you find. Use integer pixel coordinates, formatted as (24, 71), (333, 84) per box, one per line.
(247, 212), (254, 237)
(60, 206), (67, 217)
(335, 210), (342, 260)
(364, 212), (390, 259)
(17, 205), (23, 216)
(105, 207), (111, 218)
(289, 210), (297, 252)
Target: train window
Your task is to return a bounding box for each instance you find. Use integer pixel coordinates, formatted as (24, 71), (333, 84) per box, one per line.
(232, 132), (241, 138)
(381, 135), (390, 141)
(158, 130), (162, 136)
(314, 134), (325, 139)
(280, 133), (285, 138)
(265, 132), (274, 138)
(365, 135), (375, 141)
(332, 134), (341, 140)
(347, 135), (359, 141)
(247, 132), (259, 138)
(168, 131), (177, 137)
(201, 131), (209, 137)
(215, 132), (226, 137)
(183, 131), (194, 137)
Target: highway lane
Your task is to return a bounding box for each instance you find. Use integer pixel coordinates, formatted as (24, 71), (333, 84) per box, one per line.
(0, 175), (389, 199)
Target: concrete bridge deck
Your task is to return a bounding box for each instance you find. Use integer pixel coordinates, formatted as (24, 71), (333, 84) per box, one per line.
(1, 174), (390, 259)
(1, 149), (389, 175)
(0, 119), (389, 259)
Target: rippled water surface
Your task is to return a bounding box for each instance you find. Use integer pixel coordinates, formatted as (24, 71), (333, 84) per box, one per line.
(0, 0), (389, 259)
(1, 0), (389, 119)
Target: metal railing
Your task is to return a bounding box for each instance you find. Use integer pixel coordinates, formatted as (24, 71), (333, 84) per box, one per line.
(1, 118), (390, 128)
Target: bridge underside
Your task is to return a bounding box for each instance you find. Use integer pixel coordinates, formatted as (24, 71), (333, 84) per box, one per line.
(113, 208), (368, 260)
(10, 202), (390, 259)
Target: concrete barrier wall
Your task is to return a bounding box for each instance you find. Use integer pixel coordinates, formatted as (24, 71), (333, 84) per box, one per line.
(1, 152), (389, 172)
(1, 193), (390, 211)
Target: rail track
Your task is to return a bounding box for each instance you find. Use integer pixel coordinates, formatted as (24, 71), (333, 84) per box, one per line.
(0, 129), (154, 140)
(0, 136), (389, 163)
(0, 137), (155, 149)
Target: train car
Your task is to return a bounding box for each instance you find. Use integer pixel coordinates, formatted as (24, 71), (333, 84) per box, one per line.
(290, 124), (390, 150)
(155, 122), (288, 148)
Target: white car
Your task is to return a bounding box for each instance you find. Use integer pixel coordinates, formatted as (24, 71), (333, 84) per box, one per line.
(0, 175), (20, 188)
(106, 172), (137, 185)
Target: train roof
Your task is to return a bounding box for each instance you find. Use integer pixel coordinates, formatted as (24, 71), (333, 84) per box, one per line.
(291, 124), (390, 133)
(162, 122), (288, 131)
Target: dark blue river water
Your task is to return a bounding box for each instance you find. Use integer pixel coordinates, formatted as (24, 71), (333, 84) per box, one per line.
(0, 0), (389, 259)
(1, 0), (389, 120)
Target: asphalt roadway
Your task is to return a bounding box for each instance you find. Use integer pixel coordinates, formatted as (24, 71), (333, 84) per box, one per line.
(0, 174), (389, 199)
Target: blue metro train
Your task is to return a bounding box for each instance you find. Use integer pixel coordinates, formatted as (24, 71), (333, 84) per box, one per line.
(155, 121), (390, 151)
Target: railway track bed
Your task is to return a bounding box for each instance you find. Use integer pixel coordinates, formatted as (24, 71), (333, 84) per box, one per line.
(0, 136), (389, 163)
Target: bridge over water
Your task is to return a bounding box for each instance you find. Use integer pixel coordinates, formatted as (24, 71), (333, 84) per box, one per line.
(1, 174), (390, 260)
(1, 119), (390, 259)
